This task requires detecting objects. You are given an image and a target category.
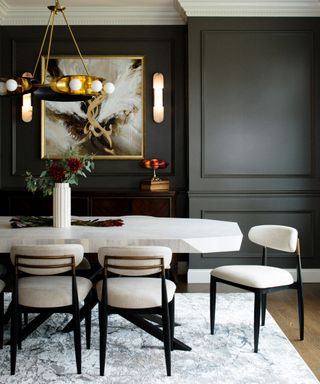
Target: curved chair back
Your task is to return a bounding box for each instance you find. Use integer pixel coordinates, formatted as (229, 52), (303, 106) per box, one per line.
(98, 246), (172, 276)
(10, 244), (84, 275)
(248, 225), (298, 253)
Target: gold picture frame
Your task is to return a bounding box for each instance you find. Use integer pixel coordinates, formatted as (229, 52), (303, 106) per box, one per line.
(41, 55), (145, 160)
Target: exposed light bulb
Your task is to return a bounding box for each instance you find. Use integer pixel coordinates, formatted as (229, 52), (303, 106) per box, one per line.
(6, 79), (18, 92)
(69, 78), (82, 91)
(104, 82), (115, 94)
(91, 80), (103, 92)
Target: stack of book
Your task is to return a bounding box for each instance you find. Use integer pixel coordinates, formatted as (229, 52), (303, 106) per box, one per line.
(140, 179), (170, 191)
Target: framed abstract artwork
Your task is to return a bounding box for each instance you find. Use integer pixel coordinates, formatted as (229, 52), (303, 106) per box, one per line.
(41, 55), (144, 159)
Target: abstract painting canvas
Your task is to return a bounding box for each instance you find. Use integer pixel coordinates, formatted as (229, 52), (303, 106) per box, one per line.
(41, 55), (144, 159)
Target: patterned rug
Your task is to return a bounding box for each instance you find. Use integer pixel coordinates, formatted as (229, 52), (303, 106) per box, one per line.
(0, 293), (318, 384)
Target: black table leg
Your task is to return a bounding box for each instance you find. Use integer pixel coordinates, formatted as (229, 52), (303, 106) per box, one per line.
(121, 313), (191, 351)
(5, 312), (53, 345)
(62, 297), (190, 351)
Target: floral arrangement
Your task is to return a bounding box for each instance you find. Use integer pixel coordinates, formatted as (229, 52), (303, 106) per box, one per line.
(141, 158), (168, 181)
(25, 149), (94, 196)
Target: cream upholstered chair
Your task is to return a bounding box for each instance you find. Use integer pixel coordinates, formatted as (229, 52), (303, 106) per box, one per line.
(10, 244), (93, 375)
(0, 279), (4, 349)
(96, 246), (176, 377)
(210, 225), (304, 353)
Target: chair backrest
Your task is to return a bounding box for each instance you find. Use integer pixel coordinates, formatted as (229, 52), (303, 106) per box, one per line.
(97, 246), (172, 276)
(248, 225), (298, 253)
(10, 244), (84, 275)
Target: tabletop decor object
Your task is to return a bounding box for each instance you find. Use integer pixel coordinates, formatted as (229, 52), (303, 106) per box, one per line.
(10, 216), (124, 229)
(25, 149), (94, 228)
(140, 158), (169, 191)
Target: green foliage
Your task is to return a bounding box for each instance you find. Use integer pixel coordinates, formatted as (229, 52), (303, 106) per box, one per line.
(25, 148), (94, 197)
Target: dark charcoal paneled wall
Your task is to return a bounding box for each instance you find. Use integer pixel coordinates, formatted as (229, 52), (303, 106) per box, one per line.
(0, 25), (187, 216)
(188, 18), (320, 269)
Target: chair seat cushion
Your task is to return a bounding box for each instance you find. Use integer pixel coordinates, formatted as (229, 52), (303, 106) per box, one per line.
(211, 265), (294, 289)
(96, 277), (176, 309)
(18, 276), (93, 308)
(0, 279), (5, 292)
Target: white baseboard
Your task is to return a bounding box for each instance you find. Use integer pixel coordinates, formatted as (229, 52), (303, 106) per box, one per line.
(188, 268), (320, 284)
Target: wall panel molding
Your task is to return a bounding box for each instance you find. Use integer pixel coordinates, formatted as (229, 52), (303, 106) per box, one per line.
(201, 29), (314, 179)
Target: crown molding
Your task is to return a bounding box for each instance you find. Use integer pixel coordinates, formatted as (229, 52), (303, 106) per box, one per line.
(0, 0), (320, 25)
(174, 0), (187, 22)
(0, 2), (185, 25)
(0, 0), (8, 24)
(178, 0), (320, 17)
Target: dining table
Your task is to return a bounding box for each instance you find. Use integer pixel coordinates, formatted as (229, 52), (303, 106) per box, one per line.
(0, 215), (243, 254)
(0, 215), (243, 351)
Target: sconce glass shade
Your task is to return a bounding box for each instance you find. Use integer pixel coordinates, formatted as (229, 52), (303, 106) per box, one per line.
(153, 72), (164, 123)
(22, 93), (33, 123)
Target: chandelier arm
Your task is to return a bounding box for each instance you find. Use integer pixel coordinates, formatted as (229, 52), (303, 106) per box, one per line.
(44, 10), (57, 85)
(60, 8), (89, 76)
(32, 9), (55, 79)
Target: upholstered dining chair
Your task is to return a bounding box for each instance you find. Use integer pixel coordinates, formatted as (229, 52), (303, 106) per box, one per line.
(10, 244), (93, 375)
(210, 225), (304, 353)
(0, 279), (5, 349)
(96, 246), (176, 377)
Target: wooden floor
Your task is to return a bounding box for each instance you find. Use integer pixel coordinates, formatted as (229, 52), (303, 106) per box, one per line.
(178, 282), (320, 381)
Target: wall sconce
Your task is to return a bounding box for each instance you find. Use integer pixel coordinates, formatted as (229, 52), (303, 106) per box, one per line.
(153, 72), (164, 123)
(21, 72), (33, 123)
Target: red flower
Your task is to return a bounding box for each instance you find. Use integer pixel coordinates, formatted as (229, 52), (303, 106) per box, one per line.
(48, 163), (66, 182)
(67, 158), (83, 173)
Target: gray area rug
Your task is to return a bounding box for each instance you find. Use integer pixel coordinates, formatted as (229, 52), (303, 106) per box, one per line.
(0, 293), (318, 384)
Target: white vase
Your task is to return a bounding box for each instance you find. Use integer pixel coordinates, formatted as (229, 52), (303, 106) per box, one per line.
(53, 183), (71, 228)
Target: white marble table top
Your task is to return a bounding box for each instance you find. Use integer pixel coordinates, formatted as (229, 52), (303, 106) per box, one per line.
(0, 216), (243, 254)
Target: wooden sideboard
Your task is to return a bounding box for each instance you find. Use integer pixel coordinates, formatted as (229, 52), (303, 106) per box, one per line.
(0, 190), (176, 218)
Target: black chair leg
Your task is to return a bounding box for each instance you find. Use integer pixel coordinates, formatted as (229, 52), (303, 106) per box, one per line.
(297, 283), (304, 340)
(261, 294), (267, 326)
(85, 292), (92, 349)
(0, 291), (3, 349)
(162, 302), (172, 376)
(10, 298), (18, 374)
(169, 298), (175, 350)
(18, 310), (22, 350)
(99, 302), (107, 376)
(254, 292), (261, 353)
(210, 275), (216, 335)
(73, 304), (82, 374)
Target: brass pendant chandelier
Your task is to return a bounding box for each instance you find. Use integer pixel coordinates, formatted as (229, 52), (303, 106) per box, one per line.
(0, 0), (112, 101)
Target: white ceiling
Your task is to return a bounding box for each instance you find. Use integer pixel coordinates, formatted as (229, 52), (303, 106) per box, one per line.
(0, 0), (319, 25)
